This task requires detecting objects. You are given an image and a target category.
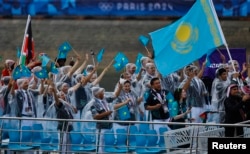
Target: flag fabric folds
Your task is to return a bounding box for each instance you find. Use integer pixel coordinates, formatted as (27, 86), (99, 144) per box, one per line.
(149, 0), (226, 77)
(34, 67), (48, 79)
(12, 65), (32, 80)
(41, 55), (50, 67)
(96, 48), (105, 63)
(135, 53), (144, 74)
(138, 35), (149, 47)
(50, 62), (59, 74)
(19, 15), (35, 65)
(57, 42), (72, 59)
(113, 52), (129, 72)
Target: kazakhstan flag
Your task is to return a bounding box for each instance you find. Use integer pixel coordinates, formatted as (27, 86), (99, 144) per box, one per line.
(149, 0), (226, 77)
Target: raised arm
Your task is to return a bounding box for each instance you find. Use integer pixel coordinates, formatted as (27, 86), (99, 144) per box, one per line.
(29, 76), (39, 90)
(74, 54), (89, 75)
(136, 68), (144, 81)
(39, 79), (45, 95)
(182, 71), (195, 91)
(92, 60), (113, 86)
(113, 82), (123, 98)
(67, 56), (80, 78)
(10, 79), (16, 96)
(83, 66), (97, 85)
(51, 82), (60, 106)
(197, 60), (206, 79)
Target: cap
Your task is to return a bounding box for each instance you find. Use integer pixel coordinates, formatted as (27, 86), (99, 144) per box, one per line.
(91, 86), (104, 96)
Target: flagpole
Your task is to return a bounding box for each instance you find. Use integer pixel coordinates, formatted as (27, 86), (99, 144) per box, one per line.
(144, 46), (150, 55)
(19, 15), (31, 65)
(71, 47), (81, 58)
(224, 44), (241, 85)
(90, 50), (96, 66)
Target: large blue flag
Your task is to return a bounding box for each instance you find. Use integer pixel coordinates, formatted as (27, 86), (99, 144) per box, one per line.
(135, 53), (144, 74)
(113, 52), (129, 72)
(138, 35), (149, 47)
(34, 67), (48, 79)
(149, 0), (226, 77)
(96, 48), (105, 63)
(57, 42), (72, 59)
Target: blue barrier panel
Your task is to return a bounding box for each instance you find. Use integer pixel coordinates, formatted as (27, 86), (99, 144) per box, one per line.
(0, 0), (249, 17)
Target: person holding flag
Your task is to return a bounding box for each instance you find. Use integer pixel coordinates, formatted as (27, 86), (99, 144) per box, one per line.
(179, 65), (209, 123)
(90, 85), (121, 153)
(125, 63), (144, 97)
(210, 67), (230, 123)
(112, 79), (143, 139)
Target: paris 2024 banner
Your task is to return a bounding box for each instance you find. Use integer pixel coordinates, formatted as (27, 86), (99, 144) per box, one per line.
(0, 0), (250, 17)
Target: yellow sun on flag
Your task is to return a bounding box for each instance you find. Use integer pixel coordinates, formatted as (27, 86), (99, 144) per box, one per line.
(171, 22), (198, 54)
(176, 24), (191, 42)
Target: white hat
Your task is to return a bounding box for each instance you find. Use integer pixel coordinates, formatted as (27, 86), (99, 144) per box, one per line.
(91, 86), (104, 96)
(5, 59), (15, 67)
(86, 65), (94, 72)
(31, 66), (42, 73)
(16, 78), (28, 88)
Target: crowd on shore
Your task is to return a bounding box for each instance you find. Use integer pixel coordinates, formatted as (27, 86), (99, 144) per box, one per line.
(1, 50), (250, 153)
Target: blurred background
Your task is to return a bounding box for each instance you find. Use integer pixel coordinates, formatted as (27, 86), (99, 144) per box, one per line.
(0, 0), (250, 90)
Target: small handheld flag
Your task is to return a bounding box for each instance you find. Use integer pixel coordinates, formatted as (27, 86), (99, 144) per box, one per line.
(117, 105), (131, 120)
(17, 47), (21, 58)
(138, 35), (149, 47)
(50, 62), (59, 74)
(135, 53), (144, 74)
(113, 52), (129, 72)
(41, 55), (50, 67)
(96, 48), (105, 63)
(12, 65), (32, 80)
(57, 42), (72, 59)
(34, 67), (48, 79)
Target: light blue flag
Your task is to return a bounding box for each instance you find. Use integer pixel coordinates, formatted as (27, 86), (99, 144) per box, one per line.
(12, 65), (32, 80)
(135, 53), (144, 73)
(34, 67), (48, 79)
(117, 105), (131, 120)
(41, 55), (50, 67)
(149, 0), (226, 77)
(57, 41), (72, 59)
(113, 52), (129, 72)
(205, 49), (215, 67)
(50, 62), (59, 74)
(16, 47), (21, 58)
(12, 65), (22, 80)
(96, 48), (105, 63)
(138, 35), (149, 46)
(20, 65), (32, 78)
(113, 62), (124, 72)
(205, 54), (211, 67)
(166, 92), (174, 103)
